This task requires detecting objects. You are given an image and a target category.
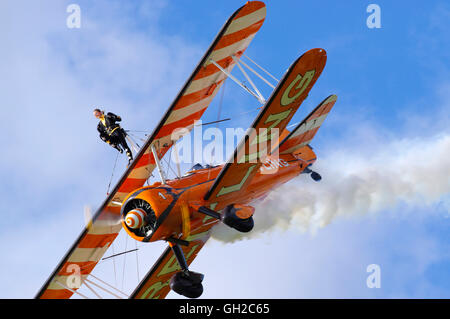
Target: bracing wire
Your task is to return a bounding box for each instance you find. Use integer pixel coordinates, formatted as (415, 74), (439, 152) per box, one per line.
(111, 236), (117, 287)
(242, 53), (280, 83)
(162, 155), (179, 178)
(121, 235), (128, 291)
(165, 145), (173, 179)
(127, 131), (146, 144)
(208, 80), (227, 179)
(106, 151), (120, 195)
(135, 241), (140, 283)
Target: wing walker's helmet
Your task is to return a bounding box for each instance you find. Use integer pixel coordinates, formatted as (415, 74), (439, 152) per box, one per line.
(93, 108), (104, 118)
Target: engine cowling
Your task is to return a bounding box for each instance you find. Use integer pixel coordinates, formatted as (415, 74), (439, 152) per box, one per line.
(120, 187), (176, 242)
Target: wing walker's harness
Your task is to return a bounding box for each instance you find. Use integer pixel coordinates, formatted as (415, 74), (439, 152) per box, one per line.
(95, 110), (134, 165)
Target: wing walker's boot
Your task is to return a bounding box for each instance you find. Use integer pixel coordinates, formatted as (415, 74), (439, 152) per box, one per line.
(113, 144), (123, 154)
(126, 150), (133, 166)
(126, 149), (133, 160)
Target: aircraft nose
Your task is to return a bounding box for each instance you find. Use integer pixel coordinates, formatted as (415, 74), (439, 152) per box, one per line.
(125, 208), (147, 229)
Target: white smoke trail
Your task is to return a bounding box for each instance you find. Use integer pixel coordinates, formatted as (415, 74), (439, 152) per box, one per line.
(211, 133), (450, 242)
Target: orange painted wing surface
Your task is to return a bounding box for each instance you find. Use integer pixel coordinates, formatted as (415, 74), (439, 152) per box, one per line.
(130, 218), (217, 299)
(204, 48), (327, 204)
(36, 1), (266, 299)
(278, 94), (337, 154)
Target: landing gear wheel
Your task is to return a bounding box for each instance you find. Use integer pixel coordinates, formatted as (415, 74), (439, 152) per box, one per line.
(222, 205), (254, 233)
(310, 171), (322, 182)
(170, 270), (204, 299)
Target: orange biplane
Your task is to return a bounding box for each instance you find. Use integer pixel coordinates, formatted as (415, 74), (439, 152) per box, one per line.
(36, 1), (337, 299)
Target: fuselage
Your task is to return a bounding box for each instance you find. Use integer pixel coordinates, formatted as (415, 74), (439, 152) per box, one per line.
(120, 147), (316, 243)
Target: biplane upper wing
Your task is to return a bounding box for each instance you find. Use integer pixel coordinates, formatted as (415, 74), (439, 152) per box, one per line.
(204, 49), (326, 206)
(277, 94), (337, 154)
(204, 48), (327, 204)
(36, 1), (266, 299)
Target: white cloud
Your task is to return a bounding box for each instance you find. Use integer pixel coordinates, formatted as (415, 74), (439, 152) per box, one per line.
(210, 131), (450, 243)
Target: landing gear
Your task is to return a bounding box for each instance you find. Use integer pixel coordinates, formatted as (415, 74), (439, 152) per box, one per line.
(304, 167), (322, 182)
(170, 270), (204, 299)
(168, 242), (204, 298)
(222, 204), (254, 233)
(310, 171), (322, 181)
(197, 204), (255, 233)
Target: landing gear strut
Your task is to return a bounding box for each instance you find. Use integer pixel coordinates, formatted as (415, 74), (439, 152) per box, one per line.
(304, 167), (322, 182)
(198, 205), (254, 233)
(168, 243), (204, 298)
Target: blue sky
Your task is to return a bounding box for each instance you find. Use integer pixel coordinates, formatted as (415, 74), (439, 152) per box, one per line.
(0, 0), (449, 298)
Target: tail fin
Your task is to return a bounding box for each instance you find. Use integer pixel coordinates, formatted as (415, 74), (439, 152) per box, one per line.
(277, 94), (337, 154)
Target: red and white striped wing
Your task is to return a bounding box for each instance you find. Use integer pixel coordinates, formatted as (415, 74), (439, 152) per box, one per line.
(113, 0), (267, 202)
(278, 94), (337, 155)
(36, 1), (266, 299)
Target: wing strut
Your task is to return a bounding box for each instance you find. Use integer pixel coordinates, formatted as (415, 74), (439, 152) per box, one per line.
(172, 141), (182, 178)
(151, 144), (166, 184)
(210, 53), (282, 105)
(231, 54), (266, 103)
(209, 59), (265, 104)
(237, 56), (276, 89)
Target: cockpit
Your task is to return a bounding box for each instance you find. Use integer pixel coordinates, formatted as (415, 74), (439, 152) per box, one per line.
(182, 163), (218, 177)
(190, 163), (204, 171)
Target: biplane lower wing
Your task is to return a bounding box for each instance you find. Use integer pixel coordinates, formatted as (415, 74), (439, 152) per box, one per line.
(130, 221), (217, 299)
(278, 94), (337, 154)
(204, 48), (327, 204)
(36, 1), (266, 299)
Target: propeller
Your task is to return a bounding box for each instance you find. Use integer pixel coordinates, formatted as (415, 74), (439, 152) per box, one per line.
(83, 204), (123, 231)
